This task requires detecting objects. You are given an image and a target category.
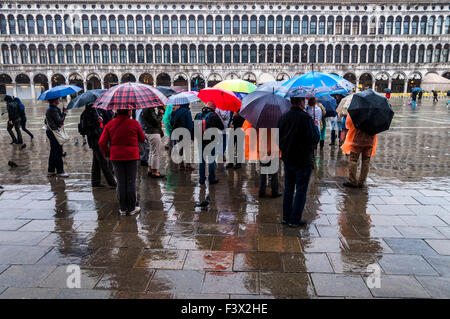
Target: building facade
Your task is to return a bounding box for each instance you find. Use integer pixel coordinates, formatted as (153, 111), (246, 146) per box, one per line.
(0, 0), (449, 99)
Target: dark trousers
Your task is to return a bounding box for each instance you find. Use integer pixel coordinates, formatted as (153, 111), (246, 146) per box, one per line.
(112, 160), (138, 212)
(20, 118), (33, 139)
(433, 96), (438, 102)
(259, 160), (279, 196)
(199, 147), (216, 183)
(92, 143), (116, 186)
(282, 163), (313, 224)
(46, 130), (64, 174)
(7, 119), (23, 143)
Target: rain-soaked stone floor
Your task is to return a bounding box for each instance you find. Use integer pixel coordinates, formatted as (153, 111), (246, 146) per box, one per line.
(0, 97), (449, 299)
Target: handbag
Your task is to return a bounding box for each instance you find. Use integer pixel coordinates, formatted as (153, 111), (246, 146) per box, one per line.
(51, 126), (71, 145)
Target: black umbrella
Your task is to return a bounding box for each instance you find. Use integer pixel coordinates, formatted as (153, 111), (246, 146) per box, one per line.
(317, 95), (337, 117)
(156, 86), (176, 97)
(67, 89), (107, 110)
(347, 89), (394, 136)
(383, 88), (392, 93)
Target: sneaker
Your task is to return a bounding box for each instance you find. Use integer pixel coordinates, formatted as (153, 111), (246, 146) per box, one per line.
(282, 219), (288, 225)
(209, 179), (219, 185)
(47, 172), (56, 177)
(128, 206), (141, 215)
(119, 209), (127, 216)
(57, 173), (69, 178)
(288, 220), (308, 228)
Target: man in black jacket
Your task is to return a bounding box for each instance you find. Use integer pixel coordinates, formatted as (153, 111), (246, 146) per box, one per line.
(141, 106), (165, 178)
(79, 104), (116, 187)
(4, 95), (23, 144)
(278, 97), (320, 227)
(195, 102), (224, 184)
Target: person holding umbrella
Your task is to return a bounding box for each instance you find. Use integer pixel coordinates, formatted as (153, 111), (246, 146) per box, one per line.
(96, 82), (167, 215)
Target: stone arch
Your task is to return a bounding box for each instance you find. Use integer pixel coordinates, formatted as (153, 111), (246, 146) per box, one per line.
(86, 73), (101, 90)
(33, 73), (49, 92)
(257, 72), (275, 84)
(15, 74), (30, 84)
(15, 74), (32, 99)
(443, 72), (450, 80)
(391, 72), (406, 93)
(139, 73), (154, 85)
(207, 73), (222, 87)
(242, 72), (257, 84)
(343, 72), (356, 85)
(0, 74), (12, 96)
(276, 73), (290, 81)
(407, 72), (422, 92)
(121, 73), (136, 83)
(359, 73), (373, 90)
(225, 72), (239, 80)
(104, 73), (119, 88)
(375, 72), (390, 92)
(173, 73), (188, 90)
(156, 73), (171, 86)
(51, 74), (65, 87)
(190, 74), (205, 91)
(68, 73), (84, 90)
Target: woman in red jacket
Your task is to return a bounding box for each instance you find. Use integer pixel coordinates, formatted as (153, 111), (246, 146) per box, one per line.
(99, 109), (146, 215)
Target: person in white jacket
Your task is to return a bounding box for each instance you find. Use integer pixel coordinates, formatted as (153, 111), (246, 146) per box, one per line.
(215, 108), (233, 163)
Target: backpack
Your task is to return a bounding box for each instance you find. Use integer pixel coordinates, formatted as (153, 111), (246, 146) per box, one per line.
(78, 111), (88, 136)
(194, 110), (213, 132)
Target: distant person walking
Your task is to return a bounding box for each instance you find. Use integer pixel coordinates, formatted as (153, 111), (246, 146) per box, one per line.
(141, 106), (165, 178)
(278, 97), (320, 227)
(45, 98), (68, 177)
(418, 90), (423, 101)
(341, 114), (377, 188)
(170, 103), (194, 170)
(78, 104), (116, 188)
(305, 97), (325, 150)
(99, 109), (146, 215)
(432, 90), (439, 103)
(227, 111), (245, 169)
(14, 96), (33, 140)
(4, 95), (23, 145)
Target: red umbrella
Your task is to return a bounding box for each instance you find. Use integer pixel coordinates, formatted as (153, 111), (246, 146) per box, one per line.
(197, 88), (241, 112)
(93, 82), (167, 110)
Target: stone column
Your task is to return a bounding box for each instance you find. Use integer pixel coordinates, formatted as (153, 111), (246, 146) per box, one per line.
(30, 81), (36, 100)
(403, 80), (408, 93)
(388, 78), (392, 90)
(12, 82), (17, 97)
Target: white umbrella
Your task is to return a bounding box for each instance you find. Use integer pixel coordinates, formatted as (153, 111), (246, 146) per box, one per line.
(421, 73), (450, 91)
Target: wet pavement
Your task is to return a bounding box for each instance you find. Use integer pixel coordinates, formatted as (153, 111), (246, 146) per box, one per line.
(0, 97), (449, 299)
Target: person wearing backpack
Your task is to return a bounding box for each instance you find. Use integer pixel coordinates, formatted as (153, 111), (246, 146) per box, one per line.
(13, 96), (33, 140)
(79, 104), (116, 188)
(170, 103), (194, 170)
(195, 102), (224, 185)
(4, 95), (23, 145)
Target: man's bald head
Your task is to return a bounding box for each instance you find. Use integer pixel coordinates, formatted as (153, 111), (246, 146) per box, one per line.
(206, 101), (216, 110)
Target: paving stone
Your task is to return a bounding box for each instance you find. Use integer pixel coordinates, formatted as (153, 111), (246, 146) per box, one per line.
(203, 272), (258, 294)
(0, 219), (30, 231)
(340, 238), (394, 254)
(56, 288), (113, 299)
(0, 245), (51, 264)
(257, 236), (301, 252)
(328, 253), (382, 274)
(0, 231), (50, 245)
(382, 196), (420, 205)
(395, 226), (447, 239)
(399, 215), (448, 227)
(378, 255), (438, 275)
(134, 249), (187, 269)
(369, 275), (431, 298)
(384, 238), (439, 257)
(184, 251), (233, 271)
(425, 240), (450, 255)
(96, 268), (154, 292)
(423, 256), (450, 277)
(147, 270), (204, 293)
(260, 272), (315, 297)
(282, 253), (333, 273)
(0, 287), (60, 299)
(436, 227), (450, 238)
(0, 265), (56, 288)
(87, 248), (142, 268)
(301, 238), (344, 253)
(405, 205), (448, 216)
(413, 196), (450, 206)
(311, 273), (372, 297)
(39, 266), (104, 289)
(234, 252), (283, 271)
(416, 276), (450, 298)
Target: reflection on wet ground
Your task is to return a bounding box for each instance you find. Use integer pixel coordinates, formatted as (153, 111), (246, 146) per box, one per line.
(0, 97), (449, 298)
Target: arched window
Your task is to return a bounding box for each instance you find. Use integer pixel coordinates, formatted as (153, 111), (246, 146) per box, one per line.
(164, 44), (171, 63)
(180, 44), (188, 63)
(434, 44), (441, 62)
(420, 16), (427, 34)
(54, 15), (62, 34)
(198, 45), (205, 63)
(206, 15), (214, 34)
(233, 15), (240, 34)
(20, 44), (28, 64)
(118, 16), (126, 34)
(93, 44), (100, 64)
(353, 16), (360, 35)
(225, 45), (232, 63)
(275, 45), (282, 63)
(0, 15), (6, 34)
(90, 16), (98, 34)
(344, 16), (351, 35)
(216, 16), (223, 34)
(436, 16), (443, 34)
(39, 44), (47, 64)
(75, 44), (82, 64)
(137, 44), (144, 63)
(250, 15), (257, 34)
(301, 16), (308, 35)
(318, 44), (325, 63)
(242, 44), (249, 63)
(360, 45), (367, 63)
(84, 44), (91, 63)
(224, 16), (231, 34)
(284, 16), (291, 34)
(284, 45), (291, 63)
(127, 15), (135, 34)
(361, 16), (368, 34)
(207, 45), (214, 63)
(197, 15), (204, 34)
(119, 44), (127, 63)
(2, 44), (10, 64)
(418, 44), (425, 63)
(47, 45), (55, 64)
(403, 16), (410, 35)
(82, 15), (89, 34)
(36, 15), (44, 34)
(259, 16), (266, 34)
(27, 15), (35, 34)
(145, 16), (152, 34)
(189, 15), (196, 34)
(442, 44), (449, 62)
(393, 44), (400, 63)
(310, 16), (317, 34)
(136, 16), (143, 34)
(171, 15), (178, 34)
(327, 16), (334, 34)
(335, 45), (341, 63)
(293, 16), (300, 34)
(386, 16), (393, 35)
(216, 44), (223, 63)
(30, 44), (38, 64)
(109, 16), (116, 34)
(102, 44), (109, 63)
(17, 15), (26, 34)
(376, 45), (383, 63)
(8, 15), (16, 35)
(267, 44), (275, 63)
(276, 15), (283, 34)
(428, 16), (435, 34)
(326, 45), (333, 63)
(352, 45), (359, 63)
(401, 45), (408, 63)
(378, 16), (385, 34)
(319, 16), (326, 35)
(154, 16), (161, 34)
(293, 44), (300, 63)
(445, 17), (450, 34)
(65, 45), (73, 64)
(259, 44), (265, 63)
(180, 15), (187, 34)
(172, 44), (179, 63)
(100, 16), (107, 34)
(426, 45), (433, 63)
(384, 45), (391, 63)
(46, 15), (54, 34)
(409, 44), (416, 63)
(268, 16), (274, 34)
(146, 44), (153, 63)
(301, 44), (308, 63)
(57, 44), (65, 64)
(248, 44), (254, 63)
(368, 45), (375, 63)
(163, 16), (169, 34)
(241, 15), (248, 34)
(309, 45), (316, 63)
(233, 44), (240, 63)
(411, 16), (419, 34)
(190, 44), (197, 63)
(153, 45), (161, 62)
(343, 45), (350, 63)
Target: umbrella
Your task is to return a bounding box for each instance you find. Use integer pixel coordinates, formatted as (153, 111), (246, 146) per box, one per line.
(276, 72), (355, 98)
(166, 91), (200, 106)
(383, 88), (392, 93)
(336, 94), (353, 116)
(93, 82), (168, 110)
(214, 79), (257, 93)
(38, 85), (82, 100)
(240, 91), (291, 128)
(67, 89), (107, 110)
(233, 92), (248, 100)
(255, 81), (286, 93)
(411, 87), (423, 92)
(347, 89), (394, 136)
(156, 86), (176, 97)
(317, 95), (337, 118)
(197, 88), (241, 112)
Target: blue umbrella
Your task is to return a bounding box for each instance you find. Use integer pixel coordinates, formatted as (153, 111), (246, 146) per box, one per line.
(67, 89), (107, 110)
(256, 80), (287, 93)
(276, 72), (355, 98)
(317, 95), (337, 118)
(239, 91), (291, 128)
(38, 85), (82, 100)
(412, 87), (423, 92)
(233, 92), (248, 100)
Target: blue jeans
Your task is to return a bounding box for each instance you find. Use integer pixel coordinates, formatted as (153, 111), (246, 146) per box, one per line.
(282, 163), (313, 224)
(199, 146), (216, 183)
